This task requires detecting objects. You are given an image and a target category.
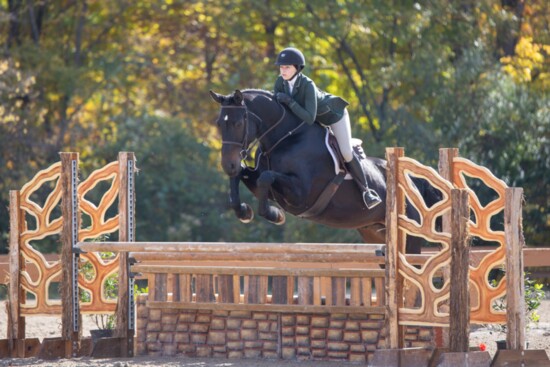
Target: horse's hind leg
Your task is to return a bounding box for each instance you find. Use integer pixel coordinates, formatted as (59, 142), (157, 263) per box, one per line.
(356, 224), (385, 244)
(256, 170), (286, 225)
(229, 175), (254, 223)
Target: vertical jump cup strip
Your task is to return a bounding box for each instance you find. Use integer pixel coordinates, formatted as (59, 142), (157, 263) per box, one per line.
(71, 159), (80, 334)
(127, 159), (135, 331)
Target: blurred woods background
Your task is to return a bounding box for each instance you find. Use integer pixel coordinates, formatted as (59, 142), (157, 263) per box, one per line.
(0, 0), (548, 251)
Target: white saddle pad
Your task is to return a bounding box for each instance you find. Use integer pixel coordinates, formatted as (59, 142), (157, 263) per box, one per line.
(323, 129), (364, 180)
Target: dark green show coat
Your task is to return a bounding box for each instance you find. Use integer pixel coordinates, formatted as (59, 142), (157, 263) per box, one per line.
(274, 73), (349, 126)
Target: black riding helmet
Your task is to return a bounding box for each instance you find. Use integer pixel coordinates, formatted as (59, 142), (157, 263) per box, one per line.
(275, 47), (305, 71)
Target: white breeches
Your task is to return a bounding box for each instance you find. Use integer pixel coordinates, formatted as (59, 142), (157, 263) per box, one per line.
(330, 109), (354, 163)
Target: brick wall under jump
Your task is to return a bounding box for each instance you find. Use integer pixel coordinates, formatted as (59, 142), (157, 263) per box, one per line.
(135, 295), (435, 363)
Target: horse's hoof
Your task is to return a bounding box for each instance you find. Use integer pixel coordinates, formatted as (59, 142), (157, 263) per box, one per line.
(238, 203), (254, 223)
(274, 211), (286, 226)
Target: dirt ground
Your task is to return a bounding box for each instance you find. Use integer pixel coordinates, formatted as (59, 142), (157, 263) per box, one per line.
(0, 298), (549, 367)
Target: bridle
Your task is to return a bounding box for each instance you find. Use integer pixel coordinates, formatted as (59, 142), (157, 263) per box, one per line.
(220, 101), (305, 162)
(219, 105), (254, 160)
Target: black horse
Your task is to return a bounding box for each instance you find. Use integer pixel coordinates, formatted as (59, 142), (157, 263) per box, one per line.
(210, 89), (434, 253)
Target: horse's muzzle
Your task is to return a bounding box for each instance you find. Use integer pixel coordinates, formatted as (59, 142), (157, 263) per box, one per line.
(222, 158), (242, 178)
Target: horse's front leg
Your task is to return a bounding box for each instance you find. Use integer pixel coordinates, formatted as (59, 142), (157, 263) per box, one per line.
(229, 174), (254, 223)
(256, 170), (300, 225)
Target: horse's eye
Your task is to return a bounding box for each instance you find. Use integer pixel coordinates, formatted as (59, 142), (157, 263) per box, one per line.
(235, 119), (244, 127)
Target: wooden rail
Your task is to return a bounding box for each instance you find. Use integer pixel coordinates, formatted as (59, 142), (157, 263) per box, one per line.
(2, 246), (548, 287)
(74, 241), (388, 314)
(76, 241), (385, 255)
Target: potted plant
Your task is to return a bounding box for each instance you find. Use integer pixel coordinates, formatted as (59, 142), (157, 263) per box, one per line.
(490, 272), (544, 350)
(79, 251), (118, 343)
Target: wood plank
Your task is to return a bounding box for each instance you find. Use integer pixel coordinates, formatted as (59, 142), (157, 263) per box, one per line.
(147, 274), (155, 301)
(491, 350), (550, 367)
(247, 275), (267, 304)
(232, 275), (241, 304)
(449, 189), (470, 353)
(271, 276), (287, 305)
(322, 276), (331, 306)
(435, 351), (492, 367)
(146, 301), (386, 314)
(313, 277), (322, 306)
(195, 274), (215, 302)
(130, 264), (385, 278)
(349, 278), (360, 306)
(331, 277), (346, 306)
(414, 247), (550, 268)
(153, 274), (167, 302)
(77, 241), (385, 254)
(361, 278), (372, 307)
(522, 247), (550, 267)
(5, 246), (548, 282)
(375, 277), (385, 306)
(171, 273), (181, 301)
(91, 337), (124, 358)
(297, 277), (313, 305)
(243, 276), (249, 304)
(217, 275), (234, 303)
(505, 187), (526, 351)
(128, 252), (386, 264)
(286, 276), (294, 305)
(178, 274), (192, 302)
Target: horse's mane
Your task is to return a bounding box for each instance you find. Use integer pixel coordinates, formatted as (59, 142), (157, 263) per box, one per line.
(242, 89), (274, 99)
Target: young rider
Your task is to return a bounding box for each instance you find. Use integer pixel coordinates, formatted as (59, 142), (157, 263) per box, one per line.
(273, 47), (382, 209)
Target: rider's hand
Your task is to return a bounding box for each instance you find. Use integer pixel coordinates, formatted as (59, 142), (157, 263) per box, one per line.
(276, 92), (292, 105)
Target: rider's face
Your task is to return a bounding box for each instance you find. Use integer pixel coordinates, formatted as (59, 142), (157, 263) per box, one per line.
(279, 65), (297, 80)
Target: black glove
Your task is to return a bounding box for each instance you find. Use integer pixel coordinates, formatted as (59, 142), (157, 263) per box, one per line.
(276, 92), (292, 105)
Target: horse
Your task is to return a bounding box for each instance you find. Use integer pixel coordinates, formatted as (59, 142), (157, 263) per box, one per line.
(210, 89), (436, 253)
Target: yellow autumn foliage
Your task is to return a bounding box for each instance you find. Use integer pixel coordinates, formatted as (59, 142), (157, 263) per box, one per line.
(501, 37), (549, 87)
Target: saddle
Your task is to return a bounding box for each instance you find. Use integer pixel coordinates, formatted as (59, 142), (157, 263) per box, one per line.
(325, 128), (366, 179)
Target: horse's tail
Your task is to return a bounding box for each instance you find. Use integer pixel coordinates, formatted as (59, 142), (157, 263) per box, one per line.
(412, 177), (443, 208)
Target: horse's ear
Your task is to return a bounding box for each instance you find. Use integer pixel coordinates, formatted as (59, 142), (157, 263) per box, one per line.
(234, 90), (244, 105)
(209, 90), (224, 104)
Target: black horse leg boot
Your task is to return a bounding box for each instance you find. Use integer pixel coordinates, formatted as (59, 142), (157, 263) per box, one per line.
(346, 155), (382, 209)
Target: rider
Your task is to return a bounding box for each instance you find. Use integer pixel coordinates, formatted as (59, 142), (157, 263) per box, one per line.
(273, 47), (382, 209)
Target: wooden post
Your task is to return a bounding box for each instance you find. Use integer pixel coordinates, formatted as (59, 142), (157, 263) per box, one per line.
(449, 189), (470, 352)
(438, 148), (459, 234)
(437, 148), (459, 349)
(115, 152), (136, 357)
(505, 187), (525, 350)
(385, 147), (404, 349)
(8, 190), (25, 357)
(60, 152), (81, 358)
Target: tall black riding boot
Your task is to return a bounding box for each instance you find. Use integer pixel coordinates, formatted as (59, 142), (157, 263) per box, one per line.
(346, 155), (382, 209)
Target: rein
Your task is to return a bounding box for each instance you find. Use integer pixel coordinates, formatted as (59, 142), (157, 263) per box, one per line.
(220, 101), (304, 162)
